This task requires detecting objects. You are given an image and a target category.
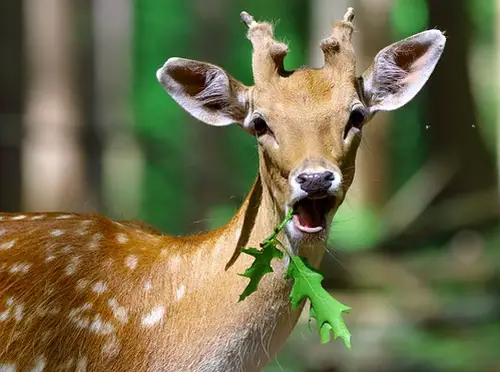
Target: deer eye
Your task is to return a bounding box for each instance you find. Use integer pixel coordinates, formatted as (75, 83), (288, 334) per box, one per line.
(344, 106), (366, 139)
(251, 116), (269, 137)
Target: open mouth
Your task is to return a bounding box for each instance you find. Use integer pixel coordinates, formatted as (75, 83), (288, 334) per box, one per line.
(292, 196), (336, 234)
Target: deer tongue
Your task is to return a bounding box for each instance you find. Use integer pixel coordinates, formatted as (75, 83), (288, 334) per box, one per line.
(296, 198), (323, 228)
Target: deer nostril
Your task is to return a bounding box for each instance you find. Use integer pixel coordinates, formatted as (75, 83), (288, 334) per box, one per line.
(323, 171), (335, 182)
(296, 174), (307, 184)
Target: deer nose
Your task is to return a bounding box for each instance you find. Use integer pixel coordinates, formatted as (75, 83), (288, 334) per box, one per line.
(296, 171), (335, 196)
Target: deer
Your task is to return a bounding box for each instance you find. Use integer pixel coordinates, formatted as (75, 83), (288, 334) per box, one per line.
(0, 8), (445, 372)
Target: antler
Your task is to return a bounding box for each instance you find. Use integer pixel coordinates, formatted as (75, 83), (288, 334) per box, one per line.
(240, 11), (289, 84)
(320, 7), (356, 66)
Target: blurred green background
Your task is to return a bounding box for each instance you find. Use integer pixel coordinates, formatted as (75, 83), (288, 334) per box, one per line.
(0, 0), (499, 371)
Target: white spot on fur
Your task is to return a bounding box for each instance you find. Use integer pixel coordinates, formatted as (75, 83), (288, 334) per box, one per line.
(62, 245), (73, 254)
(65, 256), (80, 276)
(9, 262), (31, 274)
(45, 255), (55, 262)
(125, 255), (138, 270)
(108, 298), (128, 324)
(88, 232), (103, 250)
(0, 229), (7, 237)
(144, 281), (152, 291)
(76, 279), (90, 291)
(76, 357), (87, 372)
(69, 303), (93, 328)
(30, 215), (45, 220)
(11, 215), (26, 220)
(0, 364), (17, 372)
(0, 240), (16, 250)
(116, 233), (128, 244)
(0, 216), (4, 220)
(90, 314), (114, 335)
(58, 358), (75, 370)
(30, 355), (46, 372)
(56, 215), (73, 220)
(92, 281), (108, 294)
(50, 229), (64, 237)
(76, 220), (92, 236)
(175, 284), (186, 301)
(141, 305), (165, 327)
(0, 298), (12, 321)
(13, 304), (23, 322)
(102, 334), (121, 357)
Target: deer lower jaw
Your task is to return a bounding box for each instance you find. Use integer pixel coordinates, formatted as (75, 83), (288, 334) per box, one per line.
(291, 195), (336, 235)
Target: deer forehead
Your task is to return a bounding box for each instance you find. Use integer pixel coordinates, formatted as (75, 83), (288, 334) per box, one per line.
(253, 69), (358, 124)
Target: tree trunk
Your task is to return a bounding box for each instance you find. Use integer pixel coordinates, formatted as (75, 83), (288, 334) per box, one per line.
(0, 0), (23, 212)
(23, 0), (87, 212)
(427, 0), (497, 201)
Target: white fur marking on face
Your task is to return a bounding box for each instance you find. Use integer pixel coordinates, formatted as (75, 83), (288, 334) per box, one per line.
(56, 215), (73, 220)
(65, 256), (80, 276)
(0, 363), (17, 372)
(125, 255), (138, 271)
(213, 244), (222, 257)
(9, 262), (31, 274)
(90, 314), (115, 335)
(92, 281), (108, 294)
(11, 215), (26, 220)
(116, 233), (129, 244)
(50, 229), (65, 237)
(108, 298), (128, 324)
(0, 240), (16, 250)
(30, 355), (46, 372)
(31, 215), (45, 220)
(141, 306), (165, 327)
(76, 357), (87, 372)
(175, 284), (186, 302)
(169, 255), (181, 272)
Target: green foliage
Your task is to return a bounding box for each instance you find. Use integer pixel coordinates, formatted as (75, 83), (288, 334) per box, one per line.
(238, 244), (283, 301)
(239, 209), (293, 301)
(239, 209), (352, 349)
(287, 256), (351, 348)
(329, 204), (382, 251)
(390, 0), (428, 38)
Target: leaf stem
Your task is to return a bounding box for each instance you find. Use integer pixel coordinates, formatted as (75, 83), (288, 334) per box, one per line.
(260, 208), (294, 247)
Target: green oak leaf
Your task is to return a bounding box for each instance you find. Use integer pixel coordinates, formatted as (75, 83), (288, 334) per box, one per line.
(238, 210), (294, 301)
(286, 255), (351, 349)
(238, 242), (283, 301)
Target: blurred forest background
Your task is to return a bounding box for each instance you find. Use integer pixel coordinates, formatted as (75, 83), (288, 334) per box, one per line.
(0, 0), (499, 371)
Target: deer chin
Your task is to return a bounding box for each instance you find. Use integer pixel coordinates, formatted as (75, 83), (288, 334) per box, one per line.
(291, 195), (336, 235)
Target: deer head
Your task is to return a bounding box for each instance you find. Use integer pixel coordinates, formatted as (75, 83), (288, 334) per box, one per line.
(157, 8), (445, 242)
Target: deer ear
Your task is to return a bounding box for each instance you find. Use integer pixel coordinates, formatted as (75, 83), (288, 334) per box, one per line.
(360, 30), (446, 113)
(157, 58), (249, 126)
